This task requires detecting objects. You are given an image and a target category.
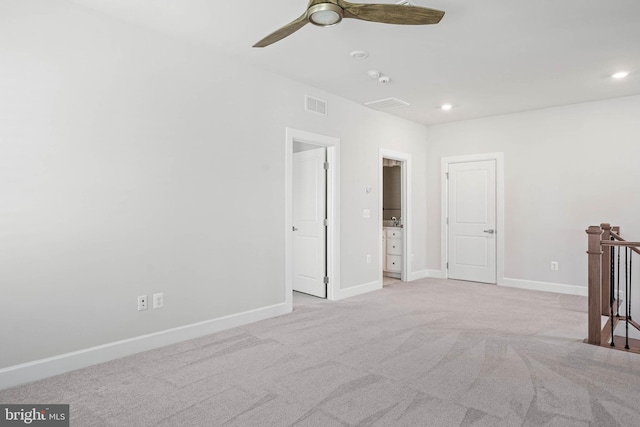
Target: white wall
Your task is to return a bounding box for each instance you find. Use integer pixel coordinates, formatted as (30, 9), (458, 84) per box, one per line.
(426, 95), (640, 293)
(0, 0), (429, 379)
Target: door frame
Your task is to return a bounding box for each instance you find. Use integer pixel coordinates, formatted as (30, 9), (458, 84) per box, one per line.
(379, 149), (412, 284)
(441, 152), (505, 285)
(285, 128), (340, 308)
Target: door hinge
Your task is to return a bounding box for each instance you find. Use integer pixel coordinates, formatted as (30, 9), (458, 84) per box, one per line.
(323, 162), (329, 170)
(324, 218), (328, 227)
(445, 172), (449, 179)
(446, 262), (449, 269)
(323, 276), (329, 285)
(446, 217), (448, 225)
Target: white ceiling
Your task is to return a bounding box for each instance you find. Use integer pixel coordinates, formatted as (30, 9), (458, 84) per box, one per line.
(70, 0), (640, 125)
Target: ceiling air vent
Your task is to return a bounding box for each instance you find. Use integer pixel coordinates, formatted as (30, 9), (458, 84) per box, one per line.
(364, 97), (410, 111)
(305, 95), (327, 116)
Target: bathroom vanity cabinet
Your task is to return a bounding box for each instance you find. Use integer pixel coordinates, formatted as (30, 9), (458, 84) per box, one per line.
(383, 226), (403, 278)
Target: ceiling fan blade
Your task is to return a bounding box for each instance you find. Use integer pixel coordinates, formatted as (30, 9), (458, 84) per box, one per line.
(253, 13), (309, 48)
(339, 1), (444, 25)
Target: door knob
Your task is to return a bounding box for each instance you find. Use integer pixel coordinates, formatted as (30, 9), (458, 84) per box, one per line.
(292, 226), (298, 231)
(483, 229), (495, 234)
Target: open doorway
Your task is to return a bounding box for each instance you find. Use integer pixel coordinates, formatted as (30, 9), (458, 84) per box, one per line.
(292, 141), (327, 298)
(285, 128), (340, 310)
(380, 150), (411, 286)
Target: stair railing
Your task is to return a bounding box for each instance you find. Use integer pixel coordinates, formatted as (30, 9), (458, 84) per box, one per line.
(586, 223), (640, 351)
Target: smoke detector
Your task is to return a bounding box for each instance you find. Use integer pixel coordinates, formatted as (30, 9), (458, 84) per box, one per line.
(350, 50), (369, 60)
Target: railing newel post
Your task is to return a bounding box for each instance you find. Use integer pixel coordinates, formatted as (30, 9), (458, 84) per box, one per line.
(587, 225), (603, 345)
(601, 223), (612, 316)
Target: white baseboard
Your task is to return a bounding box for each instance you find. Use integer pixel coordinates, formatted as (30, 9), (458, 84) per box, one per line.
(408, 269), (430, 281)
(333, 280), (381, 301)
(426, 269), (447, 279)
(500, 278), (587, 296)
(0, 302), (291, 391)
(404, 270), (585, 296)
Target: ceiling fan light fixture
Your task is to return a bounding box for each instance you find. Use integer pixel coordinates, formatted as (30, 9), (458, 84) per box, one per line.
(253, 1), (444, 48)
(308, 3), (343, 27)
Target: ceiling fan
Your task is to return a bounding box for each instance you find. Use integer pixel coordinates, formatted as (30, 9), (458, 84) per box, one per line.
(253, 0), (445, 48)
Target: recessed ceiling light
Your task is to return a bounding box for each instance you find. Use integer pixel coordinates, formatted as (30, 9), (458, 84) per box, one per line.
(350, 50), (369, 60)
(441, 104), (453, 111)
(612, 71), (629, 79)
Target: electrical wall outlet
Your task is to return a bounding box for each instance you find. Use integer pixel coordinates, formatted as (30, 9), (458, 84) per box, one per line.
(153, 292), (164, 309)
(137, 295), (148, 311)
(551, 261), (559, 271)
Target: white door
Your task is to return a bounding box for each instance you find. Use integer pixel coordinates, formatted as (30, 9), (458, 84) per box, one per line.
(448, 160), (496, 283)
(293, 147), (327, 298)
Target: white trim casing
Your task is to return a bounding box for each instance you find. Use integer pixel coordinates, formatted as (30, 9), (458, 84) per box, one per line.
(408, 269), (430, 281)
(441, 152), (505, 285)
(285, 128), (340, 302)
(0, 302), (290, 390)
(379, 149), (412, 285)
(333, 280), (380, 301)
(423, 271), (586, 296)
(425, 269), (447, 279)
(396, 267), (586, 297)
(501, 278), (588, 296)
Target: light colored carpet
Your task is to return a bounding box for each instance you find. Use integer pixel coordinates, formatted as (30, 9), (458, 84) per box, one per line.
(2, 278), (640, 426)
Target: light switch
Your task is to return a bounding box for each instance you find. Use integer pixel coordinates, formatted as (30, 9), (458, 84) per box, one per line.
(363, 209), (371, 218)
